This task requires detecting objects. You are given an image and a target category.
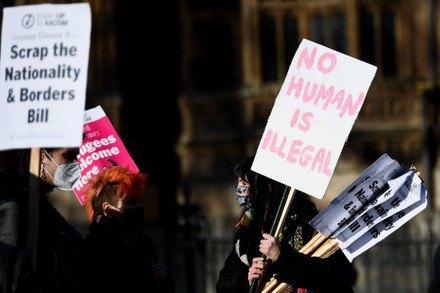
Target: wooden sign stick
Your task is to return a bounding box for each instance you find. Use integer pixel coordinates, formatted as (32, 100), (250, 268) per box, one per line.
(299, 232), (328, 255)
(273, 187), (296, 238)
(27, 147), (40, 269)
(249, 186), (297, 293)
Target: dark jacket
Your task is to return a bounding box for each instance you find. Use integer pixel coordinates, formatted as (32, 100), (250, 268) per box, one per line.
(0, 241), (40, 293)
(216, 196), (357, 293)
(81, 217), (175, 293)
(0, 191), (85, 293)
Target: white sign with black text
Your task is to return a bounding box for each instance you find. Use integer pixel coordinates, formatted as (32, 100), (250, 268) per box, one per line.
(0, 3), (91, 150)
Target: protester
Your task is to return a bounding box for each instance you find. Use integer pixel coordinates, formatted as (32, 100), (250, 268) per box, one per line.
(0, 148), (85, 293)
(216, 156), (357, 293)
(0, 241), (40, 293)
(81, 165), (175, 293)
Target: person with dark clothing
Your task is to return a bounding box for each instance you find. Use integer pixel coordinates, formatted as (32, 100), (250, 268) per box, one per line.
(81, 165), (175, 293)
(0, 148), (85, 293)
(216, 156), (357, 293)
(0, 241), (39, 293)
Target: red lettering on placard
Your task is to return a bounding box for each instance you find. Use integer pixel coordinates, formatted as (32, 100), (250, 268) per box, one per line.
(261, 129), (333, 177)
(285, 75), (365, 118)
(285, 45), (365, 119)
(290, 108), (313, 132)
(297, 46), (317, 70)
(317, 52), (337, 74)
(268, 131), (287, 158)
(296, 45), (337, 74)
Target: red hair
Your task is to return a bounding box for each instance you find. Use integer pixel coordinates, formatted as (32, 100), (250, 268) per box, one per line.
(83, 166), (147, 222)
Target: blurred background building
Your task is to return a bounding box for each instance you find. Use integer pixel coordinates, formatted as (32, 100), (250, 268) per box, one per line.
(2, 0), (440, 292)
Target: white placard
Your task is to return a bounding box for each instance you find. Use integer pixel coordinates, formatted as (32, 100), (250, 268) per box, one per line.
(339, 183), (427, 262)
(311, 160), (404, 237)
(0, 3), (91, 150)
(334, 169), (422, 244)
(252, 39), (377, 198)
(309, 153), (395, 226)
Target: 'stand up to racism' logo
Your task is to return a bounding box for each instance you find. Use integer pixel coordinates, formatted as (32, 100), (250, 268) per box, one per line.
(21, 14), (35, 29)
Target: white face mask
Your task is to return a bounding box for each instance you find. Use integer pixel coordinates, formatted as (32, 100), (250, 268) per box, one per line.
(41, 150), (81, 191)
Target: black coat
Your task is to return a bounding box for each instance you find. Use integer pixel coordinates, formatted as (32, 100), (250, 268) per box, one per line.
(0, 191), (85, 293)
(81, 217), (175, 293)
(0, 241), (39, 293)
(216, 203), (357, 293)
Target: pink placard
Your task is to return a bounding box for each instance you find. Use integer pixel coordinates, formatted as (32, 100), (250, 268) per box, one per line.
(73, 105), (138, 204)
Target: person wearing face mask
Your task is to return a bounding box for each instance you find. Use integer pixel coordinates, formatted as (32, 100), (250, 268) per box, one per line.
(81, 165), (175, 293)
(40, 148), (81, 192)
(216, 156), (357, 293)
(0, 148), (85, 293)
